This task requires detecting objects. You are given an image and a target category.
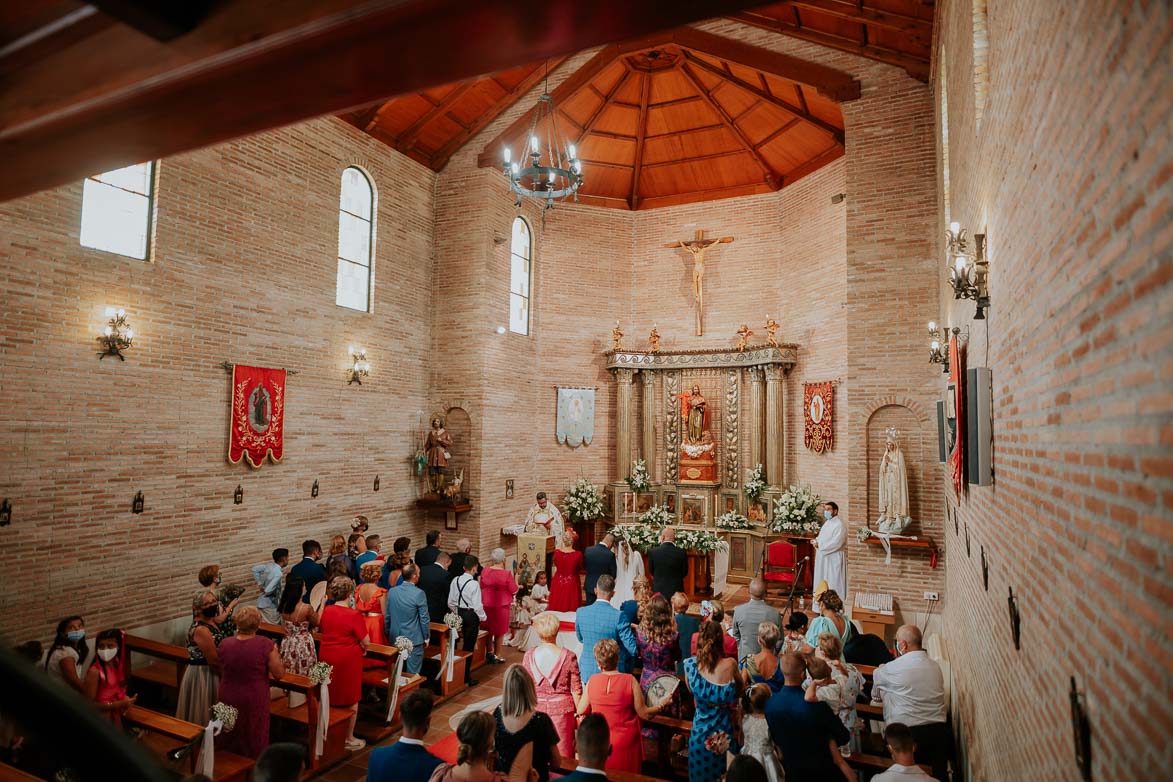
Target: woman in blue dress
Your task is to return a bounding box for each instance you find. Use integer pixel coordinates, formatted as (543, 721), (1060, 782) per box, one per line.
(684, 621), (742, 782)
(739, 620), (786, 693)
(804, 589), (852, 651)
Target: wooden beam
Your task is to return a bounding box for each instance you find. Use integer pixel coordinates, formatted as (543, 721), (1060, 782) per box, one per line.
(89, 0), (215, 41)
(572, 69), (635, 147)
(634, 180), (776, 210)
(752, 117), (801, 149)
(648, 95), (705, 109)
(643, 148), (749, 169)
(0, 0), (769, 202)
(399, 81), (478, 149)
(780, 143), (845, 186)
(589, 129), (639, 142)
(730, 11), (930, 82)
(629, 71), (652, 209)
(429, 56), (566, 170)
(679, 62), (777, 189)
(578, 158), (633, 170)
(683, 52), (843, 144)
(781, 0), (933, 36)
(645, 123), (725, 140)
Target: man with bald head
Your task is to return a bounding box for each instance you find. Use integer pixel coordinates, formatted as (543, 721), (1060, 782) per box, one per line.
(731, 577), (781, 659)
(648, 526), (688, 597)
(872, 624), (948, 781)
(765, 652), (851, 780)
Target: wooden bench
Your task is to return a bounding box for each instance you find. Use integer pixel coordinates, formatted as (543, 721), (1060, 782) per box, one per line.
(0, 762), (41, 782)
(551, 756), (664, 782)
(124, 706), (253, 782)
(126, 634), (188, 693)
(469, 629), (490, 670)
(646, 713), (692, 774)
(847, 752), (934, 776)
(427, 623), (471, 697)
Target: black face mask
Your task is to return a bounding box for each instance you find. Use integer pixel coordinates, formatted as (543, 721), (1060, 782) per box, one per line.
(201, 605), (219, 619)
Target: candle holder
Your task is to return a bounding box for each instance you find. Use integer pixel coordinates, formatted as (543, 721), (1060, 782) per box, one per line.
(132, 491), (145, 514)
(234, 485), (243, 505)
(97, 308), (134, 360)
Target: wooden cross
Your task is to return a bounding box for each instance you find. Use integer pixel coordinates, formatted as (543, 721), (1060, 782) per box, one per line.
(664, 228), (735, 336)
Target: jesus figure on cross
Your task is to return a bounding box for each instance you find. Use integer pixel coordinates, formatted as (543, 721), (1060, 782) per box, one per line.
(664, 228), (735, 335)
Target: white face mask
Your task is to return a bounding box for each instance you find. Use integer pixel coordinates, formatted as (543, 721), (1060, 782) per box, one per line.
(97, 648), (118, 662)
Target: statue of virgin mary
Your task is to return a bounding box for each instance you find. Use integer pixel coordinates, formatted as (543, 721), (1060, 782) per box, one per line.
(878, 428), (910, 532)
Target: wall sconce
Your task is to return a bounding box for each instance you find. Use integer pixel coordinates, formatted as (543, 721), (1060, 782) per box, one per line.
(945, 222), (990, 319)
(132, 491), (145, 514)
(980, 545), (989, 590)
(373, 475), (380, 492)
(0, 499), (10, 526)
(1007, 586), (1021, 650)
(1069, 676), (1092, 781)
(233, 485), (244, 505)
(927, 322), (968, 372)
(311, 479), (319, 498)
(97, 308), (134, 360)
(347, 347), (371, 385)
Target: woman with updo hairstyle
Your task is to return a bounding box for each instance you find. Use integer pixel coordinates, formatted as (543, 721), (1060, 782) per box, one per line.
(325, 534), (356, 581)
(480, 548), (519, 665)
(685, 620), (742, 782)
(804, 588), (852, 650)
(177, 590), (225, 723)
(317, 576), (369, 751)
(548, 531), (583, 612)
(309, 558), (352, 613)
(428, 711), (505, 782)
(354, 561), (388, 656)
(381, 536), (413, 588)
(578, 638), (663, 773)
(779, 610), (808, 654)
(523, 612), (582, 758)
(217, 606), (284, 758)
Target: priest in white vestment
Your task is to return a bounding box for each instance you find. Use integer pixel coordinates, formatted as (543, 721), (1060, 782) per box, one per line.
(523, 491), (565, 541)
(813, 501), (847, 598)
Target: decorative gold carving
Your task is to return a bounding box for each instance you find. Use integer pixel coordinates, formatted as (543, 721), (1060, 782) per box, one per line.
(725, 369), (739, 487)
(765, 317), (779, 347)
(612, 322), (624, 351)
(648, 326), (661, 353)
(736, 324), (753, 352)
(664, 371), (680, 483)
(605, 344), (798, 370)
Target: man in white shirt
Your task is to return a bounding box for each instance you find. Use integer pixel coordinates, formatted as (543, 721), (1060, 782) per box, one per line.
(812, 500), (847, 599)
(251, 547), (288, 624)
(558, 714), (612, 782)
(447, 555), (487, 686)
(872, 625), (949, 781)
(524, 491), (565, 541)
(871, 722), (939, 781)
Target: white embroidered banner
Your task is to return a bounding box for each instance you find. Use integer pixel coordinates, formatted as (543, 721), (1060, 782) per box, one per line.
(556, 388), (595, 447)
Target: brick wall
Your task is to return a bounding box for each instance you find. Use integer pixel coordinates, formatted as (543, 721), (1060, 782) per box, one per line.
(0, 118), (436, 643)
(934, 1), (1173, 780)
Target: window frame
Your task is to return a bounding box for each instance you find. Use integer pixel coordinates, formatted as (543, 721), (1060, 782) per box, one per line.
(508, 215), (533, 335)
(336, 165), (376, 313)
(79, 160), (158, 261)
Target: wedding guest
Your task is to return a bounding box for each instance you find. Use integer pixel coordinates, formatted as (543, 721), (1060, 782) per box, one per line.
(480, 548), (519, 664)
(217, 582), (246, 638)
(354, 561), (389, 650)
(813, 632), (865, 755)
(779, 611), (809, 654)
(177, 591), (225, 724)
(691, 600), (738, 658)
(726, 755), (770, 782)
(615, 578), (651, 674)
(427, 711), (502, 782)
(765, 652), (851, 782)
(635, 595), (681, 737)
(739, 684), (783, 782)
(351, 515), (370, 535)
(420, 552), (453, 625)
(381, 536), (413, 588)
(672, 592), (701, 675)
(448, 556), (487, 686)
(574, 575), (636, 685)
(415, 530), (442, 567)
(325, 534), (356, 581)
(277, 576), (317, 708)
(309, 559), (352, 613)
(549, 532), (584, 612)
(648, 527), (688, 597)
(367, 691), (443, 782)
(356, 534), (381, 570)
(349, 533), (368, 567)
(217, 606), (285, 758)
(199, 565), (242, 627)
(582, 533), (617, 605)
(577, 639), (663, 774)
(448, 538), (478, 580)
(871, 625), (948, 781)
(493, 665), (562, 782)
(254, 743), (306, 782)
(318, 577), (369, 751)
(557, 715), (611, 782)
(741, 621), (785, 693)
(252, 548), (289, 624)
(83, 629), (134, 727)
(43, 616), (88, 694)
(872, 723), (941, 781)
(685, 621), (742, 782)
(523, 612), (582, 758)
(290, 540), (326, 603)
(730, 579), (781, 660)
(386, 564), (429, 675)
(804, 589), (852, 651)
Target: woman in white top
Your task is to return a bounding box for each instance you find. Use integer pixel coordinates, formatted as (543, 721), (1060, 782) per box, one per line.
(43, 615), (88, 694)
(610, 540), (645, 608)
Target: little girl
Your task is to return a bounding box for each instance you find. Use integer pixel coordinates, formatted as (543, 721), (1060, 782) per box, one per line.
(740, 683), (784, 782)
(779, 611), (808, 654)
(528, 571), (550, 610)
(508, 572), (551, 650)
(83, 629), (135, 727)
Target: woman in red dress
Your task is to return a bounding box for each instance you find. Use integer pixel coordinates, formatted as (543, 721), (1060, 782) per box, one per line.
(480, 548), (519, 664)
(547, 533), (583, 612)
(577, 638), (662, 773)
(317, 577), (369, 752)
(83, 629), (134, 727)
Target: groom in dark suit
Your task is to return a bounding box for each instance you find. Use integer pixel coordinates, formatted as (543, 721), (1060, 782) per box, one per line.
(582, 533), (617, 604)
(648, 526), (688, 597)
(558, 714), (612, 781)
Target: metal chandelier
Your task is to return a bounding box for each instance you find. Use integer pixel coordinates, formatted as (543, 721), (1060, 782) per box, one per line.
(501, 66), (583, 210)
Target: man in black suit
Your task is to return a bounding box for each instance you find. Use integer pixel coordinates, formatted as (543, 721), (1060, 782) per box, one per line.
(559, 714), (612, 781)
(447, 538), (482, 580)
(289, 539), (326, 604)
(419, 551), (452, 624)
(648, 527), (688, 598)
(415, 530), (442, 567)
(582, 533), (617, 604)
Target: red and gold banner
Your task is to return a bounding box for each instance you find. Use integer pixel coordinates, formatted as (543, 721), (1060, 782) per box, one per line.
(228, 364), (286, 468)
(948, 335), (966, 499)
(803, 381), (834, 453)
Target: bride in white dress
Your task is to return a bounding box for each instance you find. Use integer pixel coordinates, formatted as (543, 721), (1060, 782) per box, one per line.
(610, 539), (645, 607)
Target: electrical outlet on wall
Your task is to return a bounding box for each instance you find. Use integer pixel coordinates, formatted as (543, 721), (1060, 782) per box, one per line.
(924, 591), (939, 601)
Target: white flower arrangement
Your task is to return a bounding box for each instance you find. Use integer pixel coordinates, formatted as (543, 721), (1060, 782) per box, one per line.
(771, 484), (824, 535)
(394, 636), (415, 655)
(443, 612), (463, 631)
(211, 702), (238, 732)
(564, 477), (605, 523)
(857, 527), (874, 543)
(675, 529), (729, 553)
(638, 503), (672, 528)
(743, 463), (767, 502)
(626, 459), (651, 493)
(611, 523), (660, 553)
(715, 511), (753, 531)
(307, 662), (333, 686)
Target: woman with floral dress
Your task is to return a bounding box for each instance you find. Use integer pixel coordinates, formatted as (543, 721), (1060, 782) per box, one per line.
(635, 595), (680, 739)
(277, 576), (317, 707)
(685, 621), (742, 782)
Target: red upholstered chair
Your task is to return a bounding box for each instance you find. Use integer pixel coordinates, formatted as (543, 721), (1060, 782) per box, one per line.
(762, 540), (800, 603)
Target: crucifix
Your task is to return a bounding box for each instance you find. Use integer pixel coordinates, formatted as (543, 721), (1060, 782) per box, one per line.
(664, 228), (735, 336)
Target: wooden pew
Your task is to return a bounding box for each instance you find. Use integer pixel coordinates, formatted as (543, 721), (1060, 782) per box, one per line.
(427, 622), (471, 697)
(646, 714), (692, 774)
(470, 629), (490, 670)
(124, 706), (253, 782)
(0, 763), (41, 782)
(551, 756), (665, 782)
(126, 634), (188, 692)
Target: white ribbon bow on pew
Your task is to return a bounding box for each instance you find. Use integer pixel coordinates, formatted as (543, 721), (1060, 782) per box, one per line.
(385, 654), (408, 722)
(196, 719), (223, 777)
(446, 631), (457, 682)
(315, 676), (331, 758)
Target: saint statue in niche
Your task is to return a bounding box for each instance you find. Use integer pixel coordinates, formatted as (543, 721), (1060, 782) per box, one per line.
(680, 384), (710, 444)
(877, 428), (911, 533)
(248, 386), (271, 433)
(424, 414), (454, 493)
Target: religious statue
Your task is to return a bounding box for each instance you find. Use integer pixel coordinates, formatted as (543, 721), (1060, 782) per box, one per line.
(765, 316), (779, 348)
(612, 321), (624, 351)
(679, 384), (711, 444)
(424, 414), (453, 493)
(736, 323), (754, 352)
(664, 229), (735, 336)
(877, 428), (911, 533)
(648, 324), (661, 353)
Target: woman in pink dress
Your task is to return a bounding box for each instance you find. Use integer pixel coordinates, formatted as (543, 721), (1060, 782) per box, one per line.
(577, 638), (663, 773)
(83, 629), (134, 727)
(523, 612), (582, 757)
(547, 533), (583, 612)
(217, 607), (285, 758)
(480, 548), (519, 664)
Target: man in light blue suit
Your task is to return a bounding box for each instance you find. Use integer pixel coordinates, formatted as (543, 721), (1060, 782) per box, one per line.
(385, 563), (428, 674)
(574, 574), (636, 684)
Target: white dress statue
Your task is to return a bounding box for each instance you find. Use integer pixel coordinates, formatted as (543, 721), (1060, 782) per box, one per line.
(877, 428), (911, 534)
(610, 540), (645, 607)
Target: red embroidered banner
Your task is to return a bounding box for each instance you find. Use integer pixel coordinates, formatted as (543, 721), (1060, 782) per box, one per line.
(228, 365), (286, 468)
(948, 336), (966, 499)
(804, 382), (834, 453)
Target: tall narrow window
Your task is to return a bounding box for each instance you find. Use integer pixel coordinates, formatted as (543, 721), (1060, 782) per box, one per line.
(509, 216), (532, 335)
(939, 49), (951, 224)
(80, 162), (155, 259)
(336, 167), (375, 311)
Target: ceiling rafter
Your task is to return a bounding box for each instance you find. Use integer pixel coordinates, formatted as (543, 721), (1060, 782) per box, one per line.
(629, 71), (652, 209)
(753, 116), (801, 149)
(398, 81), (477, 149)
(679, 61), (777, 189)
(644, 148), (749, 169)
(645, 123), (725, 140)
(781, 0), (932, 36)
(571, 69), (635, 146)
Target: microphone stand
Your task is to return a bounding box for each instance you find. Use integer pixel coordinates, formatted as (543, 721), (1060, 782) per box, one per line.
(781, 557), (809, 619)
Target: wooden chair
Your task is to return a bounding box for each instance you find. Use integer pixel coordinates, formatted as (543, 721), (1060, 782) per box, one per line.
(761, 540), (801, 606)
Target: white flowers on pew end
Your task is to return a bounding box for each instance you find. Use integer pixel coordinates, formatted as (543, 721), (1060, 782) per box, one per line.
(308, 662), (333, 686)
(612, 522), (660, 553)
(394, 636), (415, 655)
(211, 702), (238, 732)
(675, 529), (728, 553)
(443, 612), (463, 631)
(626, 458), (651, 493)
(564, 477), (605, 523)
(771, 485), (823, 535)
(716, 511), (752, 531)
(743, 463), (767, 501)
(638, 503), (671, 528)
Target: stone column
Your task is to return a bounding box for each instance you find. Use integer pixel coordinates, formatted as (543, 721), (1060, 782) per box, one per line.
(663, 371), (681, 483)
(614, 368), (635, 481)
(764, 364), (785, 486)
(641, 370), (657, 481)
(724, 368), (740, 487)
(747, 367), (764, 472)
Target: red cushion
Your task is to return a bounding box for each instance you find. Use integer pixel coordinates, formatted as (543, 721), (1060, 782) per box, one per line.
(763, 572), (796, 583)
(767, 541), (796, 567)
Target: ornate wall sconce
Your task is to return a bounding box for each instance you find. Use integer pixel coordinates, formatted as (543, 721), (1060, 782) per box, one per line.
(928, 322), (968, 372)
(311, 480), (319, 498)
(945, 222), (990, 319)
(981, 545), (989, 590)
(132, 491), (145, 514)
(233, 485), (243, 505)
(1007, 586), (1021, 650)
(347, 347), (370, 385)
(0, 499), (10, 526)
(373, 475), (380, 491)
(97, 308), (134, 360)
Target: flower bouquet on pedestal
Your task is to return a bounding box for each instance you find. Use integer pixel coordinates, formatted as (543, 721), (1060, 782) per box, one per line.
(716, 511), (753, 531)
(564, 477), (604, 524)
(611, 523), (660, 553)
(743, 463), (767, 502)
(771, 485), (823, 535)
(626, 459), (651, 493)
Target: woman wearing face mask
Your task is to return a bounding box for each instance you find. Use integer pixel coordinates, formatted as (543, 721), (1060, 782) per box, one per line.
(43, 616), (88, 693)
(177, 590), (226, 724)
(84, 629), (135, 727)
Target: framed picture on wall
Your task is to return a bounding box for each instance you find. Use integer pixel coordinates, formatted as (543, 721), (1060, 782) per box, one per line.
(680, 493), (707, 526)
(659, 489), (678, 516)
(747, 498), (771, 525)
(718, 490), (741, 516)
(636, 493), (656, 514)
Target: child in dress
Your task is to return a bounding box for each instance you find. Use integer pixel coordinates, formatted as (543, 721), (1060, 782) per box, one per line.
(83, 629), (134, 727)
(508, 572), (551, 650)
(740, 683), (784, 782)
(779, 611), (808, 653)
(526, 571), (550, 612)
(804, 657), (856, 772)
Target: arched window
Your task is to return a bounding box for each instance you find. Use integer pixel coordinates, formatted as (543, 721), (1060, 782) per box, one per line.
(509, 217), (532, 335)
(336, 166), (375, 311)
(80, 161), (155, 260)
